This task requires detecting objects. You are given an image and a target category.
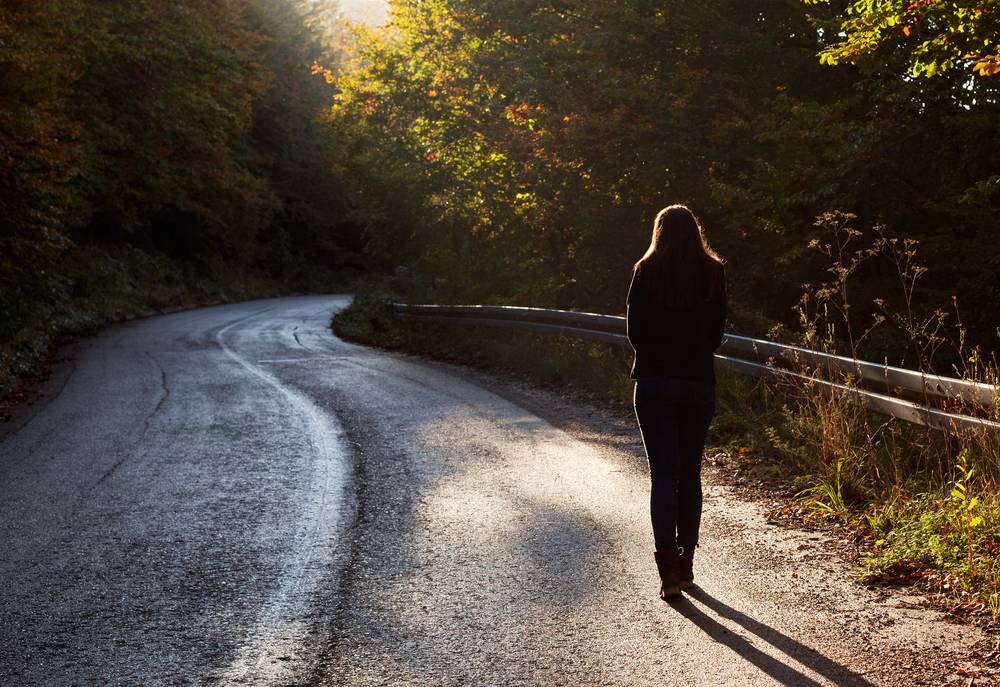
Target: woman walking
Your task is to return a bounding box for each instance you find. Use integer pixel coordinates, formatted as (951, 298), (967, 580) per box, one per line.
(627, 205), (726, 600)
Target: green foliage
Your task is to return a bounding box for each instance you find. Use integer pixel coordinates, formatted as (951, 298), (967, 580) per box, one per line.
(805, 0), (1000, 82)
(67, 1), (267, 244)
(953, 450), (986, 534)
(863, 451), (1000, 613)
(331, 1), (846, 309)
(0, 2), (82, 350)
(331, 0), (1000, 351)
(243, 1), (356, 276)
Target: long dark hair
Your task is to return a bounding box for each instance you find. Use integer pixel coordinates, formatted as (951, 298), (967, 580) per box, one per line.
(633, 204), (724, 306)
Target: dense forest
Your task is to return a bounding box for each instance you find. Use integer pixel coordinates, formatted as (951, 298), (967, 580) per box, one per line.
(0, 0), (357, 392)
(329, 0), (1000, 368)
(2, 0), (999, 393)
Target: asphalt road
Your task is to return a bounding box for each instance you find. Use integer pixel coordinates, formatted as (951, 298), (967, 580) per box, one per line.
(0, 296), (987, 686)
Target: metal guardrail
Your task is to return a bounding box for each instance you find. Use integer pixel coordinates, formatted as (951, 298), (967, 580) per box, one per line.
(388, 303), (1000, 433)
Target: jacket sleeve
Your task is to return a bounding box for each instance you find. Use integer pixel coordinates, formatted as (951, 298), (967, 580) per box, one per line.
(626, 270), (649, 353)
(708, 265), (727, 351)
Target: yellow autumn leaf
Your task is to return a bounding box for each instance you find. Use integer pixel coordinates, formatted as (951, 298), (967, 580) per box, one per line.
(973, 58), (1000, 76)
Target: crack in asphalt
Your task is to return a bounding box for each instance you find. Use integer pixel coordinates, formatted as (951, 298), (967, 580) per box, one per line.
(144, 351), (171, 433)
(292, 326), (311, 352)
(96, 351), (170, 486)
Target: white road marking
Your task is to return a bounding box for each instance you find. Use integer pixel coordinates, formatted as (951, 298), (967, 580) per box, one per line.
(215, 311), (352, 685)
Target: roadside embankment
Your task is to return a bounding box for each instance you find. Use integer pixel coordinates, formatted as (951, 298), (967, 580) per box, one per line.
(0, 244), (353, 418)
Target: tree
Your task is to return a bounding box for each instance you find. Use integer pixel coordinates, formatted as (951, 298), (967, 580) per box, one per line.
(806, 0), (1000, 81)
(67, 0), (272, 257)
(329, 0), (864, 309)
(331, 0), (1000, 351)
(0, 0), (82, 343)
(243, 0), (355, 277)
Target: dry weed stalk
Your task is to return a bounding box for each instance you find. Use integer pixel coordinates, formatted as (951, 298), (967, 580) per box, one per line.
(773, 212), (999, 508)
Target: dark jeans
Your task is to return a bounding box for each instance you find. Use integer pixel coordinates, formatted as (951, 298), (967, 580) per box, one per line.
(634, 376), (715, 551)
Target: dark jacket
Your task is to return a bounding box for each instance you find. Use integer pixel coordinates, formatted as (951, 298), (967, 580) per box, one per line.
(626, 263), (727, 382)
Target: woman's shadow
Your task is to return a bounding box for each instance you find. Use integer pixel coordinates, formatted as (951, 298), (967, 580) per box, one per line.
(669, 587), (877, 687)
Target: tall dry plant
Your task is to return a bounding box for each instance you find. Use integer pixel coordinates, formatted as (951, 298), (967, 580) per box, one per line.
(769, 212), (999, 514)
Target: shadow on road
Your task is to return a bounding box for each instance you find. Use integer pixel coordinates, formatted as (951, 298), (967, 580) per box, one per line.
(673, 588), (876, 687)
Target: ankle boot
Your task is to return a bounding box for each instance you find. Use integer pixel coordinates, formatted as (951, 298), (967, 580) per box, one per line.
(653, 549), (681, 599)
(678, 546), (695, 589)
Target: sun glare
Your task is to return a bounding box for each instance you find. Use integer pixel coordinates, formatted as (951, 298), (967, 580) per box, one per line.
(338, 0), (389, 26)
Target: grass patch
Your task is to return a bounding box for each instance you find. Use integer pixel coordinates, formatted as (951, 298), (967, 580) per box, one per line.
(862, 450), (1000, 618)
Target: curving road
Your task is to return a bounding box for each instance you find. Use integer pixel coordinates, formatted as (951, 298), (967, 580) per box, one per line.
(0, 296), (986, 686)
